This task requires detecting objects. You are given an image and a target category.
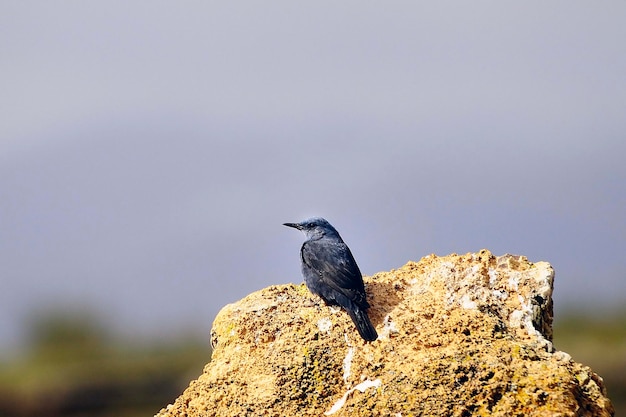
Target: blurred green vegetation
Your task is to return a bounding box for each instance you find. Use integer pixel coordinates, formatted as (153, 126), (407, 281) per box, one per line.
(553, 309), (626, 416)
(0, 308), (623, 416)
(0, 310), (210, 417)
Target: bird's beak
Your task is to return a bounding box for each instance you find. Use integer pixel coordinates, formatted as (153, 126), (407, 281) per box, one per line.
(283, 222), (302, 230)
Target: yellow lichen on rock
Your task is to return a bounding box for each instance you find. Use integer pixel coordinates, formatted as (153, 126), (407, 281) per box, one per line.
(156, 250), (614, 417)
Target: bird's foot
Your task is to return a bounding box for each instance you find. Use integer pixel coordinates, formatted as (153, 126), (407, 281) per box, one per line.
(302, 298), (317, 308)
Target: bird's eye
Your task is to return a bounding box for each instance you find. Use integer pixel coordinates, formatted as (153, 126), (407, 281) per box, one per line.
(308, 223), (315, 228)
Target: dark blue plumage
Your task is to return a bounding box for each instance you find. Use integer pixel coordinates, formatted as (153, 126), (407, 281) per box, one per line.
(284, 217), (378, 342)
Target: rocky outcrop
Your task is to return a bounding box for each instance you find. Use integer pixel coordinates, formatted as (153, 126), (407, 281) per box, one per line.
(156, 250), (614, 416)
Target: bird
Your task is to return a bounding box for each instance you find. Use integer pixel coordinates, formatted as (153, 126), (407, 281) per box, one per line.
(283, 217), (378, 342)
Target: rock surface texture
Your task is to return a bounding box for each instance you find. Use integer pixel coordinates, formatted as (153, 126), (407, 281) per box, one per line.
(156, 250), (614, 417)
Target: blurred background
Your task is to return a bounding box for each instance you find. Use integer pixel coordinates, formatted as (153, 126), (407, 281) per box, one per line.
(1, 2), (624, 416)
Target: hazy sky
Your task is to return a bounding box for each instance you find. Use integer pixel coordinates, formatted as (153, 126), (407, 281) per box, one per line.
(1, 2), (625, 352)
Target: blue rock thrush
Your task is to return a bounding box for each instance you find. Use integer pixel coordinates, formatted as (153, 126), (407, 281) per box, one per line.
(283, 217), (378, 342)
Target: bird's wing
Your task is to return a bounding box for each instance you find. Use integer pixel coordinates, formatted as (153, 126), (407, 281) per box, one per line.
(301, 240), (367, 304)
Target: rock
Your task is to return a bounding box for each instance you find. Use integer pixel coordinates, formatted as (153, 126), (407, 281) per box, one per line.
(156, 250), (614, 417)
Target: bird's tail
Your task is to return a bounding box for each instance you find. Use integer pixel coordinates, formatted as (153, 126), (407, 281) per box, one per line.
(348, 308), (378, 342)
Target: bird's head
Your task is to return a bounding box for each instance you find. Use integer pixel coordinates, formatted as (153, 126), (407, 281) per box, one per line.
(283, 217), (340, 240)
